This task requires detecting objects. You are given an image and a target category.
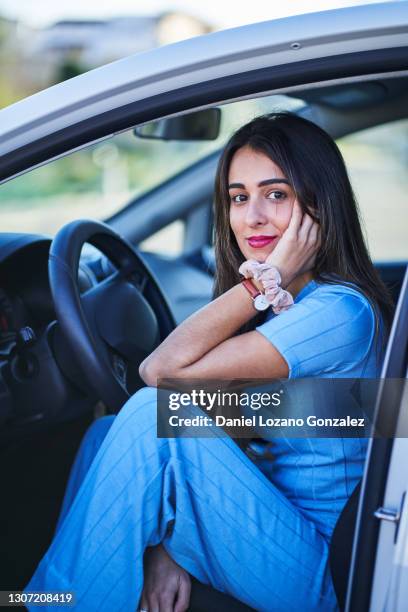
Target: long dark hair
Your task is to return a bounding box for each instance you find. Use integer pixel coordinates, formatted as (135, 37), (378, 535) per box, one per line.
(213, 112), (394, 337)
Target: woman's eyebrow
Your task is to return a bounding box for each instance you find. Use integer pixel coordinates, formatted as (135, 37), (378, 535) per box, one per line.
(258, 178), (290, 187)
(228, 178), (290, 189)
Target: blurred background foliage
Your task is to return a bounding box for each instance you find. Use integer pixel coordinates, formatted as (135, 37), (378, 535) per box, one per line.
(0, 9), (218, 231)
(0, 11), (212, 107)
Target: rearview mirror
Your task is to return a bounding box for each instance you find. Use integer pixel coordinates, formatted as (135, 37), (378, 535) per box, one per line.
(134, 108), (221, 141)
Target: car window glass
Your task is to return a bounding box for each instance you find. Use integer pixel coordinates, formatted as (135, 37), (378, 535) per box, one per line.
(0, 94), (304, 237)
(139, 220), (185, 256)
(336, 118), (408, 262)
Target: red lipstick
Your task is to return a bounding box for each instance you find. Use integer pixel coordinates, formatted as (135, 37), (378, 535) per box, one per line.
(247, 235), (277, 248)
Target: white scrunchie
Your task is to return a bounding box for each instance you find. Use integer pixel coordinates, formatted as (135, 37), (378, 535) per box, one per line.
(238, 259), (294, 314)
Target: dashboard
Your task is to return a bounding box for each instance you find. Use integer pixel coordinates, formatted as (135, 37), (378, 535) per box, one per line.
(0, 235), (99, 355)
(0, 235), (105, 432)
(0, 237), (53, 352)
(0, 232), (214, 435)
(0, 287), (18, 353)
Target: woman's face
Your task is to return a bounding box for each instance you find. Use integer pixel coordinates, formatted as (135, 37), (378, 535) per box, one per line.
(228, 145), (296, 262)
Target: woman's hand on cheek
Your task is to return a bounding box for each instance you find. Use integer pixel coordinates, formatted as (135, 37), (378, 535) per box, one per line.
(265, 200), (320, 288)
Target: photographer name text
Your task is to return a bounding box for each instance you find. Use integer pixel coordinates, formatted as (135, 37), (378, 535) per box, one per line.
(167, 415), (366, 428)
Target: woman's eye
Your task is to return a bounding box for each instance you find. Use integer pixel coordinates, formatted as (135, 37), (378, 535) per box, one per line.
(267, 191), (286, 201)
(230, 194), (247, 204)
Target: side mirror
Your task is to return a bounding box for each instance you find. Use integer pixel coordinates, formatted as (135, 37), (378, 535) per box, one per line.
(134, 108), (221, 141)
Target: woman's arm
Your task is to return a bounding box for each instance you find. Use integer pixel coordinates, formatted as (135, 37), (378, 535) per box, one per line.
(139, 203), (319, 386)
(139, 282), (289, 385)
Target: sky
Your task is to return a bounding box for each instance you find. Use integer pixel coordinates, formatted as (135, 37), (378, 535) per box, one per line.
(0, 0), (391, 29)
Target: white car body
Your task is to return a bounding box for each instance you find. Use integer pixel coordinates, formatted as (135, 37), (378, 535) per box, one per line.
(0, 2), (407, 165)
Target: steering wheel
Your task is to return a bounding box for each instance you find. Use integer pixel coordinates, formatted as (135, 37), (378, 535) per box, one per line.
(48, 219), (176, 411)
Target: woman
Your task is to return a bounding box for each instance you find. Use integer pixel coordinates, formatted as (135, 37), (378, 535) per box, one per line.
(26, 113), (393, 611)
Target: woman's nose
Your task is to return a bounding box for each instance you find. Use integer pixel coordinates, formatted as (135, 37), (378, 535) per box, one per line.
(245, 197), (268, 227)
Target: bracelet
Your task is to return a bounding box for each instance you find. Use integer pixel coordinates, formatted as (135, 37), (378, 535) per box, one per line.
(238, 259), (294, 315)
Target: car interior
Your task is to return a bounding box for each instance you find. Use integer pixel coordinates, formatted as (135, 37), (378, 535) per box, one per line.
(0, 72), (407, 610)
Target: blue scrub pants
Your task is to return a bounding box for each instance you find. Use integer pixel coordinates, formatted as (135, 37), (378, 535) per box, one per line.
(26, 387), (339, 611)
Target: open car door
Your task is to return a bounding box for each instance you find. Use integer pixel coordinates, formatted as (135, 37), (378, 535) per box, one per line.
(346, 266), (408, 611)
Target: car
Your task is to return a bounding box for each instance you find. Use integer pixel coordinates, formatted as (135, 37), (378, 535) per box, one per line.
(0, 2), (407, 610)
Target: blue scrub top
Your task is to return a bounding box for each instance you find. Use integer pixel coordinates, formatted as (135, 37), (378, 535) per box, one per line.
(249, 278), (381, 537)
